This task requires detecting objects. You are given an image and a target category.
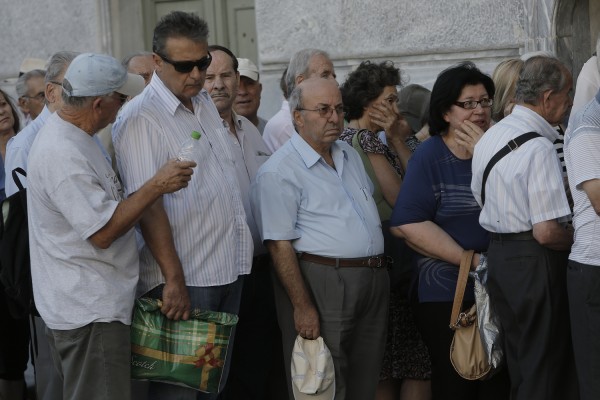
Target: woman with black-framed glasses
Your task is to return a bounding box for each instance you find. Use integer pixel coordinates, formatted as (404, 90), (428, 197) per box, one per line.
(390, 62), (510, 400)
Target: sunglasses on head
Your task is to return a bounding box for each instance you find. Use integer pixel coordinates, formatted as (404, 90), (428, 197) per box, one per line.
(156, 52), (212, 74)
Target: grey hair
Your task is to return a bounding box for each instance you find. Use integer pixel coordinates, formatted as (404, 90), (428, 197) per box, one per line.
(514, 56), (567, 105)
(285, 49), (330, 97)
(45, 51), (79, 84)
(122, 51), (153, 68)
(152, 11), (209, 55)
(16, 69), (46, 97)
(288, 84), (304, 131)
(61, 79), (96, 108)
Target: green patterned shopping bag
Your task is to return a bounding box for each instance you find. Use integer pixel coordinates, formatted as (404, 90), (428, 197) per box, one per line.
(130, 298), (238, 392)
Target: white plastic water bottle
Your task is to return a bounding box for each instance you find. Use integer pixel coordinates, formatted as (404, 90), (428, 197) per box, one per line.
(177, 130), (208, 164)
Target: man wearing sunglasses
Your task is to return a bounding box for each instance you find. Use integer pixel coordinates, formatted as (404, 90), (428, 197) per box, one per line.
(113, 11), (253, 399)
(16, 69), (46, 126)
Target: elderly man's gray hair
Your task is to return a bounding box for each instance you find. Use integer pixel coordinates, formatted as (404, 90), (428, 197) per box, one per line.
(16, 69), (46, 97)
(285, 49), (331, 97)
(122, 51), (153, 68)
(514, 56), (568, 105)
(288, 84), (305, 131)
(46, 51), (79, 84)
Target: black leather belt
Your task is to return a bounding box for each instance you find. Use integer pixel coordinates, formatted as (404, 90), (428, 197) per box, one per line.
(490, 231), (534, 241)
(298, 253), (390, 268)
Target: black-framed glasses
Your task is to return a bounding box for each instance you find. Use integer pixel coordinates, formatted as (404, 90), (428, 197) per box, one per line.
(454, 98), (493, 110)
(156, 52), (212, 73)
(23, 91), (45, 101)
(298, 105), (344, 118)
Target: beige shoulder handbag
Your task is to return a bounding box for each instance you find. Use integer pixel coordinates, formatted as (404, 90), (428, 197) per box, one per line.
(449, 250), (491, 380)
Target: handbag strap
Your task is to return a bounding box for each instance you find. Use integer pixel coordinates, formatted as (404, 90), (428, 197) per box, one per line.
(449, 250), (475, 329)
(481, 131), (541, 205)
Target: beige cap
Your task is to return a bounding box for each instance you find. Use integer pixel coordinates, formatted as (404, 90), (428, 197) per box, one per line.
(19, 58), (47, 75)
(291, 336), (335, 400)
(237, 58), (259, 81)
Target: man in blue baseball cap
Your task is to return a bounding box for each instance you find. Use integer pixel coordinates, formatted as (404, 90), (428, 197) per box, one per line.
(27, 52), (195, 400)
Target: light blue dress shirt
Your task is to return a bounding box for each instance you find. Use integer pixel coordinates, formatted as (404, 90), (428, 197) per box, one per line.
(250, 133), (384, 258)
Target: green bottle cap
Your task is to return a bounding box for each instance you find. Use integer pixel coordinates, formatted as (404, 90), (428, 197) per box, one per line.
(191, 131), (201, 140)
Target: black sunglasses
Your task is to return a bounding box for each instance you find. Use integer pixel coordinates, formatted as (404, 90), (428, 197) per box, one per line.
(156, 52), (212, 74)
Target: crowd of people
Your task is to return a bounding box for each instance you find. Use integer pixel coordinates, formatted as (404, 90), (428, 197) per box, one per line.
(0, 9), (599, 400)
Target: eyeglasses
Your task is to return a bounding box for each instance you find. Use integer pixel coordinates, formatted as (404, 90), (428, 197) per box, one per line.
(454, 98), (493, 109)
(297, 105), (345, 118)
(156, 52), (212, 74)
(23, 91), (45, 101)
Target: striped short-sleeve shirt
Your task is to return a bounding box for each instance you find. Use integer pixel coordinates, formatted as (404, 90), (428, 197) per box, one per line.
(472, 105), (571, 233)
(564, 92), (600, 265)
(112, 74), (253, 295)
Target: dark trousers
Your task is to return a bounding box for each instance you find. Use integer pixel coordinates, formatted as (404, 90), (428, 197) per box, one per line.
(219, 256), (287, 400)
(567, 260), (600, 400)
(415, 302), (510, 400)
(0, 288), (29, 380)
(487, 236), (578, 400)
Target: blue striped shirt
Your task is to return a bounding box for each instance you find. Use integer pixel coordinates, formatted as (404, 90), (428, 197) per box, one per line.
(112, 74), (253, 294)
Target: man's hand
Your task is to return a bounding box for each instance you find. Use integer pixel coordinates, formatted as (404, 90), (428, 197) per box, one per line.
(160, 279), (191, 321)
(151, 159), (196, 194)
(294, 303), (320, 340)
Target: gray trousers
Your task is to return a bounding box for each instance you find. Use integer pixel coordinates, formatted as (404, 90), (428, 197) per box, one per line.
(32, 316), (63, 400)
(46, 321), (131, 400)
(273, 260), (390, 400)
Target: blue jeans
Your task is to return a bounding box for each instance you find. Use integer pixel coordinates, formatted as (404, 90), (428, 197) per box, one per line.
(145, 278), (244, 400)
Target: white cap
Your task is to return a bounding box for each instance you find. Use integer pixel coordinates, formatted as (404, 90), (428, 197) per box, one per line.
(63, 53), (144, 97)
(19, 57), (46, 74)
(291, 336), (335, 400)
(237, 58), (259, 81)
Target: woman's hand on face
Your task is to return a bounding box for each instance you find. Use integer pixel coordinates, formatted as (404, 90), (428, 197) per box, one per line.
(454, 120), (485, 155)
(369, 100), (412, 141)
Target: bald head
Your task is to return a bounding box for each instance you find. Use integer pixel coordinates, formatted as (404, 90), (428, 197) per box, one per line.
(290, 78), (343, 153)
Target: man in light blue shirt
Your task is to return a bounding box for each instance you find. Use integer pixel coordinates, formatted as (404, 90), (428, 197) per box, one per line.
(250, 78), (389, 400)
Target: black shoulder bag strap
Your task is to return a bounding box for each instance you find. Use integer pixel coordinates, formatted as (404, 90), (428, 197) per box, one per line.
(481, 131), (541, 205)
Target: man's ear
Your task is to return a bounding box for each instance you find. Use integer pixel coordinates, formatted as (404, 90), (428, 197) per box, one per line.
(91, 97), (104, 115)
(45, 82), (57, 104)
(293, 109), (304, 129)
(18, 97), (30, 114)
(153, 53), (163, 72)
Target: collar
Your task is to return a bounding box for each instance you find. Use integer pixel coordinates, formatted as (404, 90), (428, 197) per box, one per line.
(290, 133), (347, 169)
(148, 74), (209, 117)
(510, 105), (560, 141)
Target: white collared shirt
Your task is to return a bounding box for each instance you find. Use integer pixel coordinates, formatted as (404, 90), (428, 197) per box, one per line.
(262, 100), (295, 153)
(565, 92), (600, 265)
(112, 74), (253, 294)
(472, 105), (571, 233)
(225, 112), (270, 255)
